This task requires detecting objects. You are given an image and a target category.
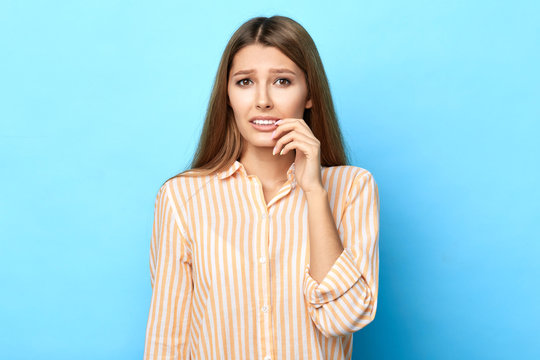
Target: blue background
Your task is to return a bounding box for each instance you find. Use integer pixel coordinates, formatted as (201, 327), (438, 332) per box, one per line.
(1, 1), (538, 359)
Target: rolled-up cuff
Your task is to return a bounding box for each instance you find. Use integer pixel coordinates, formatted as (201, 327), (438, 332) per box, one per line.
(303, 247), (362, 309)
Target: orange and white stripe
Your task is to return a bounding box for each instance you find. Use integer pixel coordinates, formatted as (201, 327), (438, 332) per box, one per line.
(144, 160), (380, 360)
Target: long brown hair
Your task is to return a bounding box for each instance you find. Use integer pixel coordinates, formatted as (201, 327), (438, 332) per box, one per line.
(164, 15), (350, 185)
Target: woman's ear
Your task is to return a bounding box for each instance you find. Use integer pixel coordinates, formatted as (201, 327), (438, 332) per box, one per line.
(305, 97), (312, 109)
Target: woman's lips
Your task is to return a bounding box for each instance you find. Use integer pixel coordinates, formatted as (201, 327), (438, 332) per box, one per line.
(250, 121), (278, 132)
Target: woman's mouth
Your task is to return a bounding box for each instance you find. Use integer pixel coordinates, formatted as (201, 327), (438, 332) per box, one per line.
(250, 119), (278, 132)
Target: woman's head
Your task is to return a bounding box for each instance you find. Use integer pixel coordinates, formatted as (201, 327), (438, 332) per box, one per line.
(172, 15), (350, 180)
(227, 43), (312, 156)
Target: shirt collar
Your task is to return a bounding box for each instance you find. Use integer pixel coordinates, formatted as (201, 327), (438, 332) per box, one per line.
(217, 160), (296, 186)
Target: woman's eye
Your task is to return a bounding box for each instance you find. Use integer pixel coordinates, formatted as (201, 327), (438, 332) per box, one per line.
(276, 78), (291, 86)
(237, 78), (252, 86)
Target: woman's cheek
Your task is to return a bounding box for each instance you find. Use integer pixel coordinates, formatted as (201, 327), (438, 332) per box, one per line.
(229, 92), (246, 109)
(275, 92), (303, 109)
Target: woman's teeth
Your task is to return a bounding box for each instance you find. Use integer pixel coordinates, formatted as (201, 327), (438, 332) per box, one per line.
(253, 120), (277, 125)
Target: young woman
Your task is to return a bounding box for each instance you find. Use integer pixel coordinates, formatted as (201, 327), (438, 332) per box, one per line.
(144, 15), (380, 360)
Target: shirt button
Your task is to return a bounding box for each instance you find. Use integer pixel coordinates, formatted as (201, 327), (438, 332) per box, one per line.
(261, 305), (269, 313)
(261, 214), (267, 220)
(259, 256), (266, 263)
(264, 356), (271, 360)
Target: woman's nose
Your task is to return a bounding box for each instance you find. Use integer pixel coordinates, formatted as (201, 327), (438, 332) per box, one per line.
(256, 87), (273, 109)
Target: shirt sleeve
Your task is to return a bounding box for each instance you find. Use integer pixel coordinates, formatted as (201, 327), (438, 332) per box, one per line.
(303, 171), (380, 338)
(144, 182), (193, 359)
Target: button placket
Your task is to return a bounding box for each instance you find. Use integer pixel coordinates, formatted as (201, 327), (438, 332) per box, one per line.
(260, 211), (273, 358)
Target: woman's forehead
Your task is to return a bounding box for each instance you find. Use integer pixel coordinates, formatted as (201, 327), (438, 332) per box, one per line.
(232, 45), (295, 68)
(230, 45), (297, 72)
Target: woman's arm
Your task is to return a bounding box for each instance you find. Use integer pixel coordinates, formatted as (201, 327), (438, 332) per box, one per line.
(305, 186), (344, 284)
(144, 183), (193, 359)
(303, 171), (380, 338)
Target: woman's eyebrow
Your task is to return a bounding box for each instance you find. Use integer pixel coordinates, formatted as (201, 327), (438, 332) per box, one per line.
(232, 68), (296, 76)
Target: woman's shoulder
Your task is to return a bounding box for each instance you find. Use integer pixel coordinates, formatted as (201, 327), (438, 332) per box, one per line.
(322, 165), (378, 203)
(157, 170), (216, 207)
(322, 164), (375, 182)
(161, 168), (215, 187)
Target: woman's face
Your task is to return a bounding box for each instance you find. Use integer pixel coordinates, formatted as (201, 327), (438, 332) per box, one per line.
(227, 44), (312, 153)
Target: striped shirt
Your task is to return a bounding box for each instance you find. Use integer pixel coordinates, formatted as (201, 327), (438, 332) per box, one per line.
(144, 160), (380, 360)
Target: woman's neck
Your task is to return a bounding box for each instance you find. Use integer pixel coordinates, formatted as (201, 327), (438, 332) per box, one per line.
(239, 149), (295, 187)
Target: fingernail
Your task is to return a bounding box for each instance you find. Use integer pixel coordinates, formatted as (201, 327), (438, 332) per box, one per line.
(280, 149), (284, 156)
(275, 120), (282, 125)
(272, 130), (276, 138)
(272, 147), (276, 155)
